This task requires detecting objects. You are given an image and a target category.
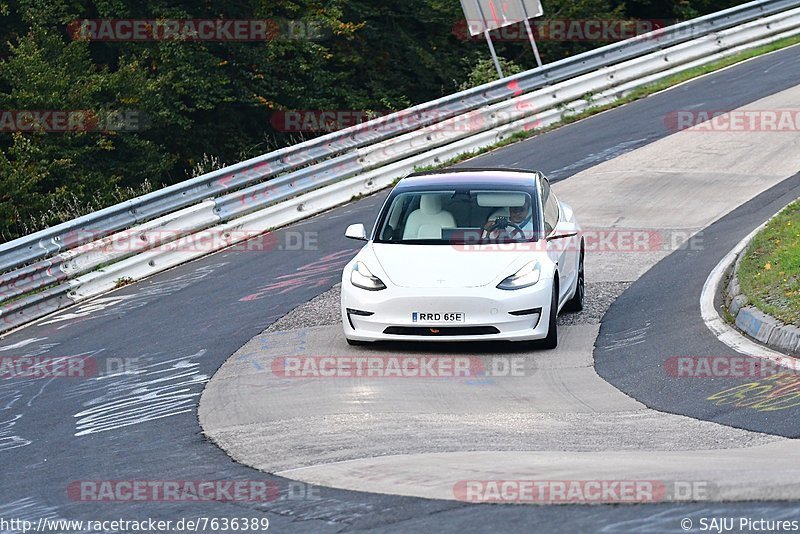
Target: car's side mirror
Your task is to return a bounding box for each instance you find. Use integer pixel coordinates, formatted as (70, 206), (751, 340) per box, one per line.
(345, 223), (368, 241)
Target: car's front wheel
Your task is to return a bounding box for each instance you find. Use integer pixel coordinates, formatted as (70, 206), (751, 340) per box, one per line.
(564, 247), (585, 312)
(536, 281), (559, 350)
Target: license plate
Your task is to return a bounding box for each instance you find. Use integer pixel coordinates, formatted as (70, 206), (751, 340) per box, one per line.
(412, 312), (465, 323)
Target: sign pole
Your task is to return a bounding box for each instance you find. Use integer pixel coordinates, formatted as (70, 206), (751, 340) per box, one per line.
(474, 0), (504, 79)
(519, 0), (543, 67)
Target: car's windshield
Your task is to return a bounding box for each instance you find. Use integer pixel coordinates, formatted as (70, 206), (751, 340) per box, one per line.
(374, 189), (540, 244)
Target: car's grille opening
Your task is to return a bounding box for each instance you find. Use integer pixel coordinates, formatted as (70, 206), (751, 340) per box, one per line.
(346, 308), (374, 316)
(509, 307), (542, 316)
(383, 326), (500, 336)
(346, 308), (374, 329)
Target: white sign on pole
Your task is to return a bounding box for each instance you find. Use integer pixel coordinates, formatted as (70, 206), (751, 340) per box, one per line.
(459, 0), (544, 36)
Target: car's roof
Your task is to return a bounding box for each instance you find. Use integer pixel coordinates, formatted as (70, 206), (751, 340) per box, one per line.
(396, 168), (542, 190)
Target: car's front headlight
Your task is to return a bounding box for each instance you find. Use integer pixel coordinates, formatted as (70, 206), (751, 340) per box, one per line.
(497, 260), (541, 290)
(351, 261), (387, 291)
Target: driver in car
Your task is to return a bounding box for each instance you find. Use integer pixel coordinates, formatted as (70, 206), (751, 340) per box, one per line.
(482, 196), (534, 240)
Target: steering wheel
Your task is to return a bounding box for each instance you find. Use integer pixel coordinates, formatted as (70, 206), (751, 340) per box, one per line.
(483, 217), (525, 241)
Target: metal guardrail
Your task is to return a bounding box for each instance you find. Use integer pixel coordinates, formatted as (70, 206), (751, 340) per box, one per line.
(2, 0), (800, 334)
(1, 0), (798, 275)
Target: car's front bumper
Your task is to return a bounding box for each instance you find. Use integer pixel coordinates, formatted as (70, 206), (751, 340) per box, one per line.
(341, 280), (553, 343)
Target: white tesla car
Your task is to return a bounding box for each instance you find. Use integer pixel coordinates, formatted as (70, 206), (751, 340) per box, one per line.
(340, 168), (584, 349)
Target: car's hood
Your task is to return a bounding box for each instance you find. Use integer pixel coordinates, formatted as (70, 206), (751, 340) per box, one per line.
(371, 243), (533, 288)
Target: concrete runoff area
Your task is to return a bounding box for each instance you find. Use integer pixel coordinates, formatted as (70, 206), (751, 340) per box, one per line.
(275, 445), (800, 502)
(201, 324), (777, 469)
(199, 83), (800, 502)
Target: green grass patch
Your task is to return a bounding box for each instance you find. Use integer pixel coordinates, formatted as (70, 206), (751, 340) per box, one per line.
(113, 276), (135, 289)
(0, 284), (49, 307)
(738, 200), (800, 327)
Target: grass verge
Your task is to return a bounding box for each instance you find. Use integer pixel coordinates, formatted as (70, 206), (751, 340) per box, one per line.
(738, 200), (800, 327)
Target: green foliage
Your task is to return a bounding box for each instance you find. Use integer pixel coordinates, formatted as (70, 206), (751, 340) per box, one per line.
(0, 0), (755, 241)
(459, 58), (525, 91)
(738, 200), (800, 327)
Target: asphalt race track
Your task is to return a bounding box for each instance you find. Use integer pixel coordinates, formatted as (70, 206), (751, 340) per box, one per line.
(1, 45), (800, 532)
(596, 171), (800, 437)
(200, 75), (800, 504)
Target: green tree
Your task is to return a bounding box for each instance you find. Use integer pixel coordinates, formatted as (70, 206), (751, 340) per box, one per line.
(0, 0), (755, 241)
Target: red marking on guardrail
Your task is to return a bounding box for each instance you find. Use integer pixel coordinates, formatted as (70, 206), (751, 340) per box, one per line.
(507, 80), (523, 97)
